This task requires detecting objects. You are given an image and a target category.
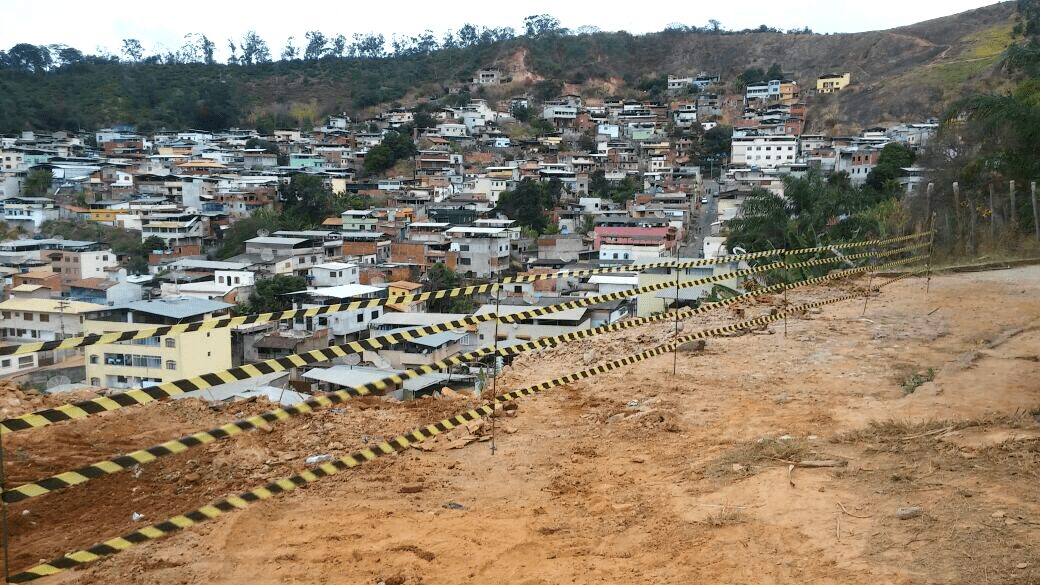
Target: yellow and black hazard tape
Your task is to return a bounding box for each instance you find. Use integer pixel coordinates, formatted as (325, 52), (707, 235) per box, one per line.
(4, 292), (867, 584)
(0, 262), (782, 435)
(785, 231), (932, 256)
(0, 250), (782, 358)
(2, 269), (794, 503)
(0, 314), (493, 435)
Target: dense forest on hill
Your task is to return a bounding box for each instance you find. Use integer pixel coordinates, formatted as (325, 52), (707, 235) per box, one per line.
(0, 4), (1019, 133)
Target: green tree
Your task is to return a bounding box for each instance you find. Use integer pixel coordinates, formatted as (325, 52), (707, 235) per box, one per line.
(533, 79), (564, 102)
(425, 263), (474, 312)
(495, 178), (555, 233)
(865, 142), (916, 193)
(363, 131), (416, 176)
(241, 275), (308, 313)
(280, 174), (335, 219)
(724, 171), (886, 260)
(217, 208), (306, 259)
(22, 168), (53, 196)
(510, 103), (531, 122)
(737, 67), (766, 88)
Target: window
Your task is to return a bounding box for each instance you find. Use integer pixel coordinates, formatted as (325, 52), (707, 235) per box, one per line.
(24, 313), (33, 321)
(90, 377), (100, 386)
(1, 359), (9, 368)
(218, 276), (225, 283)
(371, 310), (378, 319)
(165, 338), (176, 348)
(234, 277), (240, 284)
(39, 313), (49, 322)
(166, 360), (177, 370)
(18, 356), (33, 369)
(90, 355), (99, 364)
(357, 314), (364, 323)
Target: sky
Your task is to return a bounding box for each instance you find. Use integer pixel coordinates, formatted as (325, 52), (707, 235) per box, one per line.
(1, 0), (999, 60)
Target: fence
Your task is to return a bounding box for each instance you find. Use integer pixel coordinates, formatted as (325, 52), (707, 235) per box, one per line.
(0, 234), (931, 583)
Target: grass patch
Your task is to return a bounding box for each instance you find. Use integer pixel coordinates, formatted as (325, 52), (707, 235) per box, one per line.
(834, 413), (1037, 446)
(902, 367), (936, 393)
(706, 436), (810, 478)
(702, 507), (746, 528)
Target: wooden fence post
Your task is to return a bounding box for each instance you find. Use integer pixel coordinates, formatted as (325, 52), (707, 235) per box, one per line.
(989, 184), (996, 240)
(1032, 182), (1039, 241)
(953, 182), (962, 251)
(1009, 180), (1017, 229)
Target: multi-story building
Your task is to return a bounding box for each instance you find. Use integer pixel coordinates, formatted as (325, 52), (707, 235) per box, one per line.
(84, 298), (233, 390)
(287, 283), (386, 344)
(141, 213), (204, 250)
(308, 262), (360, 287)
(446, 226), (511, 278)
(0, 297), (107, 368)
(816, 72), (851, 93)
(0, 196), (59, 231)
(42, 240), (119, 289)
(730, 135), (799, 168)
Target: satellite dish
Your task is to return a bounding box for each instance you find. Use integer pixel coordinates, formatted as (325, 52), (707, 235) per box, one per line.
(53, 235), (64, 241)
(46, 375), (71, 392)
(257, 228), (270, 237)
(343, 354), (361, 367)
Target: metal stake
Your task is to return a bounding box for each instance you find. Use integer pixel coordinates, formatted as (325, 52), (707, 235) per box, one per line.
(861, 246), (877, 316)
(782, 250), (790, 338)
(671, 260), (681, 376)
(489, 283), (501, 455)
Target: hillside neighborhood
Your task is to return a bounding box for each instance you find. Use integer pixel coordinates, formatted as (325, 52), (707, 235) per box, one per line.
(0, 68), (939, 385)
(2, 1), (1040, 583)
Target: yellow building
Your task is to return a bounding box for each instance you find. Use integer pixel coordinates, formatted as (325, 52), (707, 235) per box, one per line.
(816, 73), (851, 94)
(87, 208), (121, 223)
(84, 298), (233, 390)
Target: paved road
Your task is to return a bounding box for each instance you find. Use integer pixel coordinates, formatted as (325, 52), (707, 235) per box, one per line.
(679, 179), (719, 258)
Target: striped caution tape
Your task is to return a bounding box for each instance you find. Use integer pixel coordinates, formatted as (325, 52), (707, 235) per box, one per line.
(4, 291), (865, 584)
(2, 258), (880, 505)
(0, 250), (781, 358)
(785, 231), (932, 256)
(0, 254), (902, 504)
(503, 249), (781, 284)
(0, 314), (493, 435)
(0, 262), (782, 435)
(1, 271), (792, 503)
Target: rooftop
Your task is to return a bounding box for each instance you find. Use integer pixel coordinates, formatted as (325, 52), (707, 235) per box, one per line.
(121, 297), (233, 319)
(287, 284), (383, 299)
(0, 297), (107, 314)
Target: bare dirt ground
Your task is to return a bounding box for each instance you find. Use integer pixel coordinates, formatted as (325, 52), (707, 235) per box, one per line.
(2, 267), (1039, 585)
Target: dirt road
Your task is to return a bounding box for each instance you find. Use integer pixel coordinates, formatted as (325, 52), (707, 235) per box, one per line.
(5, 267), (1039, 584)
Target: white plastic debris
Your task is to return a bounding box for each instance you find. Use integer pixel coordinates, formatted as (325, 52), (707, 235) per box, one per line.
(131, 512), (145, 522)
(305, 454), (333, 465)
